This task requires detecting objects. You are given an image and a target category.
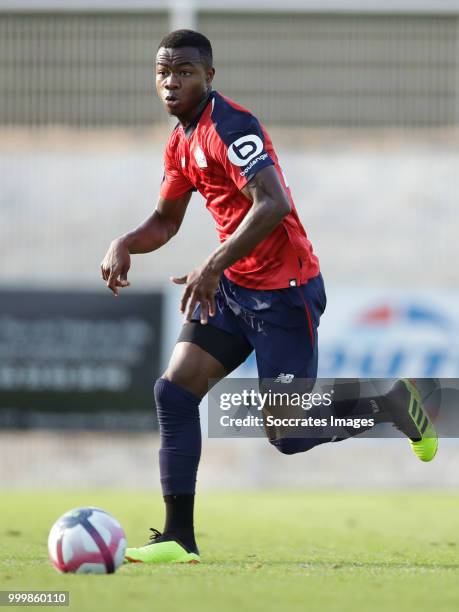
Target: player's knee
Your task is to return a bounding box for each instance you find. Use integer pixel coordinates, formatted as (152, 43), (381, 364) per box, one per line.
(160, 371), (202, 398)
(269, 437), (321, 455)
(154, 376), (196, 407)
(153, 377), (201, 426)
(269, 437), (300, 455)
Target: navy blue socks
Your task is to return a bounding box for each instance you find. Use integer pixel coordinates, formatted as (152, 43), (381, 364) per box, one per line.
(162, 494), (198, 554)
(154, 378), (201, 552)
(268, 381), (391, 455)
(154, 377), (202, 495)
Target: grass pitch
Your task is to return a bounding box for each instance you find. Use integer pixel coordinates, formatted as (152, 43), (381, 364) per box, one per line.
(1, 491), (459, 612)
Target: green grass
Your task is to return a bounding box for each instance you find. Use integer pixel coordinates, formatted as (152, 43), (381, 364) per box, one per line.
(1, 491), (459, 612)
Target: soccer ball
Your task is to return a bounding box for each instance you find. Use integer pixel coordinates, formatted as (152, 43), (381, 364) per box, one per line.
(48, 507), (126, 574)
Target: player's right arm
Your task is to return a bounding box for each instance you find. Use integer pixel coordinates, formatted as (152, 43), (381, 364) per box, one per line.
(102, 132), (194, 296)
(101, 191), (192, 296)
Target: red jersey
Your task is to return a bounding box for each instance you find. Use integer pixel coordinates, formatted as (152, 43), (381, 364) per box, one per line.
(160, 91), (320, 290)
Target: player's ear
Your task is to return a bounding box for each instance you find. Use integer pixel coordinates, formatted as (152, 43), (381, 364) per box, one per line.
(206, 67), (215, 85)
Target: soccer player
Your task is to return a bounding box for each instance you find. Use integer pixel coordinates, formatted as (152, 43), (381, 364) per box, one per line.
(100, 30), (438, 564)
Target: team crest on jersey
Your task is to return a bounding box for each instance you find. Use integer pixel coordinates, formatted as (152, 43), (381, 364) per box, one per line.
(194, 146), (208, 168)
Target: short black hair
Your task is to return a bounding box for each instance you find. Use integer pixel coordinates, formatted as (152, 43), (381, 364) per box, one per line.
(158, 29), (213, 68)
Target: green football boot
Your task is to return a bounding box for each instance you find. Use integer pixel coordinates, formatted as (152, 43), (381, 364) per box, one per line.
(124, 528), (200, 564)
(388, 378), (438, 462)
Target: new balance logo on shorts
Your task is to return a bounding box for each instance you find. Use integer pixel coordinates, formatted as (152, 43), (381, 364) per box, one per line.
(274, 373), (295, 383)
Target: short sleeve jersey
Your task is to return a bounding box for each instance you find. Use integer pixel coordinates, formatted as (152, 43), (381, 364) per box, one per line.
(160, 91), (320, 290)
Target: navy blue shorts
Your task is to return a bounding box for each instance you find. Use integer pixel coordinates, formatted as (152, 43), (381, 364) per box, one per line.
(187, 273), (326, 380)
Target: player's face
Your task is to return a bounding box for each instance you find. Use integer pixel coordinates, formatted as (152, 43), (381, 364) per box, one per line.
(155, 46), (214, 123)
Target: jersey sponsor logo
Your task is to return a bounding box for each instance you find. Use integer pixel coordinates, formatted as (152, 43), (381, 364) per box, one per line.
(227, 134), (264, 167)
(274, 373), (295, 383)
(194, 146), (208, 169)
(239, 153), (269, 177)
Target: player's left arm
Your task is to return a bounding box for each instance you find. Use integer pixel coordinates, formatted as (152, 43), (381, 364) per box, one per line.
(173, 165), (291, 324)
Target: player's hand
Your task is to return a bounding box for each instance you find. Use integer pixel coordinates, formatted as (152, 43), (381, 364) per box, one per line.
(171, 261), (221, 324)
(100, 238), (131, 297)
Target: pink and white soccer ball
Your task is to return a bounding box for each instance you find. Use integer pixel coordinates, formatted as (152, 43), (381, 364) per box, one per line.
(48, 507), (127, 574)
